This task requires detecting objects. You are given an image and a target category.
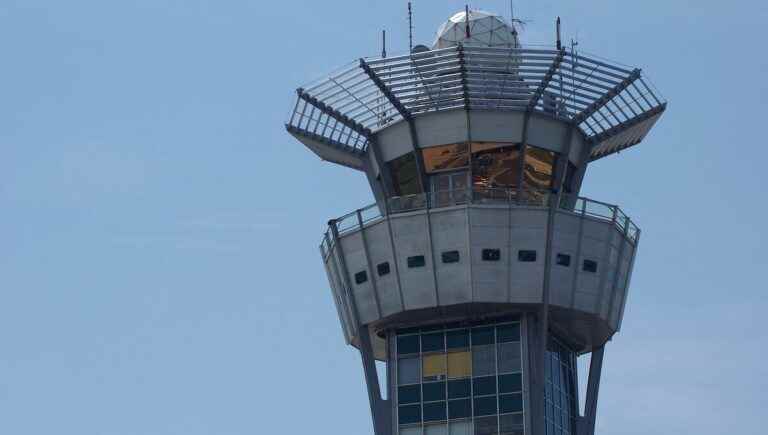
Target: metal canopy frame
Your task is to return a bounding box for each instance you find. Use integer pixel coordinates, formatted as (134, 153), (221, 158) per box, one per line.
(286, 45), (666, 162)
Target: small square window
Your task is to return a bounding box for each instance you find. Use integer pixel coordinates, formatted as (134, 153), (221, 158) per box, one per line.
(446, 329), (470, 349)
(448, 379), (471, 399)
(556, 253), (571, 267)
(399, 404), (422, 424)
(423, 381), (446, 402)
(499, 393), (523, 413)
(422, 332), (445, 352)
(442, 250), (460, 264)
(448, 398), (472, 419)
(473, 396), (497, 416)
(354, 270), (368, 284)
(408, 255), (426, 268)
(398, 335), (420, 355)
(377, 262), (391, 276)
(481, 249), (501, 261)
(398, 384), (422, 404)
(583, 259), (598, 273)
(472, 376), (497, 396)
(518, 250), (537, 262)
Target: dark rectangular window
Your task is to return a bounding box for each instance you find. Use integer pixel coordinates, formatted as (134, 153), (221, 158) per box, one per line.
(377, 262), (391, 276)
(423, 381), (446, 402)
(500, 393), (523, 413)
(471, 327), (495, 346)
(397, 335), (420, 355)
(354, 270), (368, 284)
(407, 255), (426, 268)
(583, 259), (598, 273)
(556, 253), (571, 267)
(398, 404), (421, 424)
(422, 401), (446, 422)
(421, 332), (445, 352)
(446, 330), (470, 349)
(389, 152), (422, 196)
(499, 374), (523, 393)
(448, 398), (472, 419)
(448, 379), (471, 399)
(475, 416), (499, 435)
(481, 249), (501, 262)
(441, 250), (460, 264)
(473, 376), (497, 396)
(496, 324), (520, 343)
(518, 250), (537, 262)
(398, 385), (421, 404)
(473, 396), (498, 416)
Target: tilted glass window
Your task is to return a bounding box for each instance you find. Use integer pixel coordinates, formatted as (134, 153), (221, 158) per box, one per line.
(522, 146), (556, 191)
(471, 143), (522, 191)
(399, 357), (421, 385)
(447, 351), (472, 379)
(423, 354), (447, 381)
(423, 143), (470, 173)
(389, 152), (422, 196)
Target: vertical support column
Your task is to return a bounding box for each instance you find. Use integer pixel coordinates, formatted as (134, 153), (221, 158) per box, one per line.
(525, 313), (547, 435)
(580, 346), (605, 435)
(329, 222), (390, 435)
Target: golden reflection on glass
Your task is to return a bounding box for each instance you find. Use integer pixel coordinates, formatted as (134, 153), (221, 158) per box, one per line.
(523, 146), (556, 191)
(423, 143), (469, 173)
(471, 143), (521, 193)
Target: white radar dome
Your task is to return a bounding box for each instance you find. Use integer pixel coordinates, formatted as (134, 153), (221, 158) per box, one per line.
(433, 10), (520, 50)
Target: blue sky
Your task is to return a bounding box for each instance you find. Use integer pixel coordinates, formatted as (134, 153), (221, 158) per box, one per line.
(0, 1), (766, 434)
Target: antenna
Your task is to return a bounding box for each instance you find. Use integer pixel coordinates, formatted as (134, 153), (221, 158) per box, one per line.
(556, 17), (562, 50)
(510, 0), (515, 24)
(408, 2), (413, 52)
(465, 5), (471, 38)
(382, 29), (387, 58)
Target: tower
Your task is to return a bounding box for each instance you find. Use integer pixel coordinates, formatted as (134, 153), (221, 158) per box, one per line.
(285, 8), (666, 435)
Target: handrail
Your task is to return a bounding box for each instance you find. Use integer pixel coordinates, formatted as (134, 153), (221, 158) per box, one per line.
(319, 187), (640, 258)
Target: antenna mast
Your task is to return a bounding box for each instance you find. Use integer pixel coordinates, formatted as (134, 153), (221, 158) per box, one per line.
(408, 2), (414, 52)
(382, 29), (387, 58)
(556, 16), (562, 50)
(465, 5), (471, 38)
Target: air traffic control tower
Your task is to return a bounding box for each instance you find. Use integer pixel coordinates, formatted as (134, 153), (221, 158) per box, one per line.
(285, 8), (666, 435)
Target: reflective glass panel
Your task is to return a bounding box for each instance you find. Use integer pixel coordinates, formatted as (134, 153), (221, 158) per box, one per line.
(423, 354), (447, 381)
(499, 374), (522, 394)
(497, 343), (522, 374)
(447, 351), (472, 379)
(390, 152), (422, 196)
(449, 420), (472, 435)
(423, 381), (447, 402)
(500, 393), (523, 413)
(447, 330), (470, 349)
(500, 413), (524, 435)
(424, 401), (447, 422)
(448, 379), (471, 399)
(423, 143), (470, 173)
(473, 376), (497, 396)
(472, 144), (522, 192)
(399, 404), (422, 424)
(399, 357), (421, 385)
(473, 397), (498, 416)
(522, 146), (555, 191)
(474, 416), (498, 435)
(426, 423), (449, 435)
(401, 426), (422, 435)
(398, 335), (420, 355)
(472, 345), (495, 376)
(423, 333), (446, 352)
(448, 399), (472, 419)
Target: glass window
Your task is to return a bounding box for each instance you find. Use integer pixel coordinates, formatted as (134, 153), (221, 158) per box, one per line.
(447, 351), (472, 379)
(474, 416), (498, 435)
(556, 253), (571, 267)
(354, 270), (368, 284)
(442, 250), (461, 264)
(472, 345), (495, 376)
(389, 152), (422, 196)
(496, 324), (520, 343)
(523, 146), (556, 191)
(422, 332), (445, 352)
(398, 335), (420, 355)
(448, 399), (472, 420)
(408, 255), (426, 268)
(423, 143), (470, 173)
(423, 354), (447, 381)
(425, 423), (448, 435)
(399, 385), (422, 404)
(473, 376), (497, 396)
(498, 343), (522, 374)
(472, 328), (495, 346)
(473, 397), (498, 416)
(449, 420), (472, 435)
(399, 404), (422, 424)
(500, 413), (524, 435)
(378, 262), (391, 276)
(423, 401), (447, 422)
(583, 259), (598, 273)
(423, 382), (447, 402)
(446, 330), (470, 349)
(448, 379), (471, 399)
(481, 249), (501, 262)
(499, 374), (522, 393)
(517, 250), (537, 262)
(400, 426), (422, 435)
(399, 357), (421, 385)
(500, 393), (523, 414)
(472, 143), (522, 191)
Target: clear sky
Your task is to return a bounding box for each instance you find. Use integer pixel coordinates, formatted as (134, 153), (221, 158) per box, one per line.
(1, 1), (766, 434)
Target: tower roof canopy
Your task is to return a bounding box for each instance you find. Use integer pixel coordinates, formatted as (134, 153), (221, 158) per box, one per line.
(434, 9), (519, 49)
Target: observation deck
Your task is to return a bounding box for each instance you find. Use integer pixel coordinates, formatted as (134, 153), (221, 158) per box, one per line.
(286, 45), (666, 170)
(321, 188), (640, 359)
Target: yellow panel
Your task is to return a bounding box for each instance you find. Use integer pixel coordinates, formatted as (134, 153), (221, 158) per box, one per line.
(447, 351), (472, 379)
(422, 354), (446, 379)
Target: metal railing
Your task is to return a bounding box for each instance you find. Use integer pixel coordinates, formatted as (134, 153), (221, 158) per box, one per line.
(320, 188), (640, 258)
